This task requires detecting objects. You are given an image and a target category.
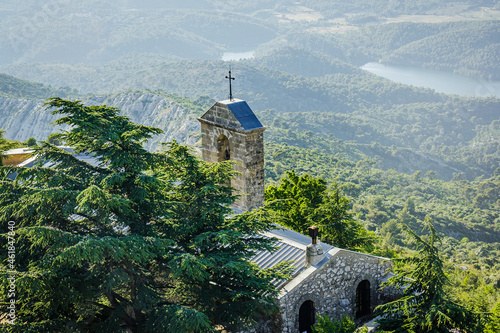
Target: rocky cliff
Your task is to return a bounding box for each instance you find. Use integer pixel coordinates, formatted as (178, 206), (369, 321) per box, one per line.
(0, 90), (475, 180)
(0, 91), (201, 151)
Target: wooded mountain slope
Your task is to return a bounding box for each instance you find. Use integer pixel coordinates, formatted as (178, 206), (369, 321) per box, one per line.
(1, 66), (498, 181)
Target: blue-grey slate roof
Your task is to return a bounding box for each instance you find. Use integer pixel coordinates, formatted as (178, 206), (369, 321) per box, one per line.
(222, 99), (263, 131)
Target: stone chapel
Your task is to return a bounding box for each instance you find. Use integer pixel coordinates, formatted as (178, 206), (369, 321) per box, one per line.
(198, 99), (395, 333)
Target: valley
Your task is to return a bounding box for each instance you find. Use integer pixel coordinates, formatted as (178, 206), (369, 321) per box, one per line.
(0, 1), (499, 328)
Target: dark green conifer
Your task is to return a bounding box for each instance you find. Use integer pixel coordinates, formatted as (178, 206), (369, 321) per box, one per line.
(376, 218), (484, 332)
(265, 170), (374, 251)
(0, 98), (287, 332)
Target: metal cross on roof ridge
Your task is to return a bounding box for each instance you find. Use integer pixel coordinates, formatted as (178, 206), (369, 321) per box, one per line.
(225, 68), (235, 101)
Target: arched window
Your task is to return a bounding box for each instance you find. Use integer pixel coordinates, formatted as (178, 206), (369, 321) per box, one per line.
(217, 134), (230, 162)
(298, 300), (315, 333)
(355, 280), (371, 319)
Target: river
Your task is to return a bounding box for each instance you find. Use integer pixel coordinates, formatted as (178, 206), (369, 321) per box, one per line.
(361, 62), (500, 98)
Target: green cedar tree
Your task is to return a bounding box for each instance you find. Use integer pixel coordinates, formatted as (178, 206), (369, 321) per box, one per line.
(312, 314), (368, 333)
(0, 98), (288, 333)
(312, 185), (375, 251)
(265, 171), (374, 251)
(375, 218), (484, 332)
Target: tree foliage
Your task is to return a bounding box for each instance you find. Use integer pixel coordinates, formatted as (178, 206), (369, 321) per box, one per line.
(265, 170), (326, 234)
(265, 170), (374, 251)
(312, 314), (367, 333)
(0, 98), (286, 332)
(312, 185), (375, 251)
(484, 301), (500, 333)
(375, 218), (484, 332)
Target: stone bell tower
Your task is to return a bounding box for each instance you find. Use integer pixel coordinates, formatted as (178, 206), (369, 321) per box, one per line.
(198, 98), (265, 211)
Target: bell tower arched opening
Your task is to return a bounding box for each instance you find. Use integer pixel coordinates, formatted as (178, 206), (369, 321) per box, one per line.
(217, 134), (230, 162)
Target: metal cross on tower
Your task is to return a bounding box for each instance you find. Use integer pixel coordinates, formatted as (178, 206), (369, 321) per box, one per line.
(225, 69), (235, 100)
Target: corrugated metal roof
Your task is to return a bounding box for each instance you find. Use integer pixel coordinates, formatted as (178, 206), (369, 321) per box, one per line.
(221, 99), (263, 131)
(250, 227), (334, 289)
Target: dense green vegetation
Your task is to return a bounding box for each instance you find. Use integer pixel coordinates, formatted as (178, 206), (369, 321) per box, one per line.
(376, 221), (484, 332)
(4, 59), (498, 180)
(255, 20), (500, 78)
(261, 98), (499, 180)
(312, 314), (368, 333)
(0, 100), (288, 332)
(265, 170), (375, 252)
(265, 142), (500, 244)
(379, 21), (500, 79)
(0, 73), (73, 99)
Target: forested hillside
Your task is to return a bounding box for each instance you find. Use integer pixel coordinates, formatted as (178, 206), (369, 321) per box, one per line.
(1, 0), (499, 79)
(1, 64), (499, 181)
(1, 1), (499, 328)
(372, 21), (500, 79)
(254, 20), (500, 79)
(0, 73), (74, 99)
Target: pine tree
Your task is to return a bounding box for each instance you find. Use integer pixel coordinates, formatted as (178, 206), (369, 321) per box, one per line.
(265, 171), (374, 251)
(484, 301), (500, 333)
(312, 314), (368, 333)
(311, 185), (375, 251)
(375, 218), (484, 332)
(265, 170), (326, 234)
(0, 98), (288, 332)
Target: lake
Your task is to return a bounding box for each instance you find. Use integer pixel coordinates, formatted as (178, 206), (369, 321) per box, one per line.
(361, 62), (500, 98)
(222, 50), (254, 61)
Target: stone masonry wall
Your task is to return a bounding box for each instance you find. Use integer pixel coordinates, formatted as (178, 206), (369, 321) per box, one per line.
(202, 103), (244, 131)
(243, 129), (265, 210)
(278, 249), (393, 333)
(200, 121), (247, 208)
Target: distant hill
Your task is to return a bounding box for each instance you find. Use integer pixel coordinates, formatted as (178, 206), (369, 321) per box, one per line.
(1, 1), (498, 78)
(248, 46), (361, 77)
(256, 20), (500, 79)
(1, 68), (498, 181)
(0, 73), (73, 99)
(0, 1), (276, 66)
(377, 21), (500, 79)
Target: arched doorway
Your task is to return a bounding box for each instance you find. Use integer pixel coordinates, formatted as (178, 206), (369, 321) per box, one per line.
(217, 134), (230, 162)
(298, 300), (315, 333)
(355, 280), (371, 319)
